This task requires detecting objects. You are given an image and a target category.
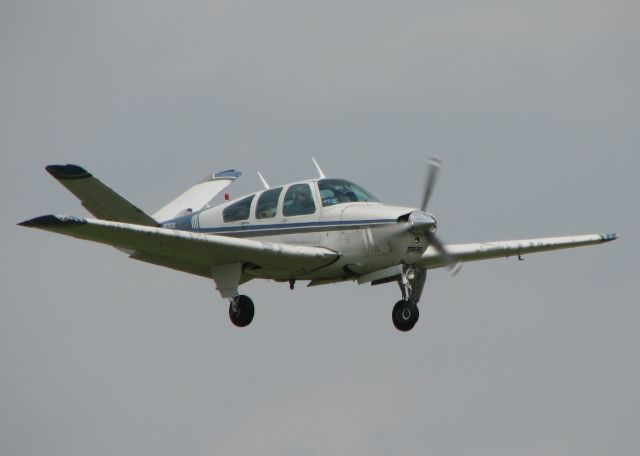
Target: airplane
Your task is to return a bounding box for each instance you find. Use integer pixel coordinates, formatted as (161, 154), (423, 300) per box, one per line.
(19, 159), (618, 332)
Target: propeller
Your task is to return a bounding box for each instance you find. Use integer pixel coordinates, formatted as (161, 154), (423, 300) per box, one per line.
(415, 157), (462, 275)
(426, 229), (462, 275)
(420, 157), (441, 212)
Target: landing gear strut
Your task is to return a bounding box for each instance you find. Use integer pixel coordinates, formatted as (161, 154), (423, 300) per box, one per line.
(392, 266), (426, 332)
(229, 295), (254, 327)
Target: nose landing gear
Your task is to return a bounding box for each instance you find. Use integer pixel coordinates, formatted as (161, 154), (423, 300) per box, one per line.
(229, 295), (254, 327)
(392, 266), (426, 332)
(392, 299), (420, 331)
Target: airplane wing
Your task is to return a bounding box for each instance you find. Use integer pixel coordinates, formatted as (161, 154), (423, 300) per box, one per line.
(417, 233), (618, 269)
(19, 215), (339, 281)
(46, 165), (158, 226)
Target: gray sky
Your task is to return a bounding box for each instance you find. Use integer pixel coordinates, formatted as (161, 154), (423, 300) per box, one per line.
(2, 1), (638, 455)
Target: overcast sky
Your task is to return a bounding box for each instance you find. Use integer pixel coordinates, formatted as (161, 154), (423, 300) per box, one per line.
(2, 1), (639, 455)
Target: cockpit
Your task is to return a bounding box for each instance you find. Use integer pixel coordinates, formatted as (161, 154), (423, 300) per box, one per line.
(219, 178), (380, 223)
(317, 179), (380, 207)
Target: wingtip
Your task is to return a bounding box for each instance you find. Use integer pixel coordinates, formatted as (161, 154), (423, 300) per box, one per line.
(18, 214), (87, 228)
(46, 164), (92, 180)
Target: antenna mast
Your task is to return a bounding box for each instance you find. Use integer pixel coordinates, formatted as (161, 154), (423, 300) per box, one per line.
(312, 157), (326, 179)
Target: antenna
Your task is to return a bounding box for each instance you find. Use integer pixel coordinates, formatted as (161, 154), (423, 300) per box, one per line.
(257, 172), (270, 189)
(312, 157), (326, 179)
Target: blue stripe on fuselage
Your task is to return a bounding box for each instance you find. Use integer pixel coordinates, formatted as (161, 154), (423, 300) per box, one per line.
(166, 218), (397, 237)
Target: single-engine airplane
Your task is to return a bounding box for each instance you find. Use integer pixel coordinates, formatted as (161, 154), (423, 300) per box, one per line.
(19, 159), (617, 331)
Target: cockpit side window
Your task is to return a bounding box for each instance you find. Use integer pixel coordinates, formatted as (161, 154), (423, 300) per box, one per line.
(283, 183), (316, 216)
(222, 195), (255, 222)
(318, 179), (380, 207)
(256, 187), (282, 219)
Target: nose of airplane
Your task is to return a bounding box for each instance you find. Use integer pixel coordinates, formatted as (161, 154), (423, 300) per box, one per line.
(407, 211), (437, 234)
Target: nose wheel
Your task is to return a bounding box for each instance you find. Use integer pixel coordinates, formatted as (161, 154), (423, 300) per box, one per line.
(392, 266), (426, 331)
(392, 300), (420, 331)
(229, 295), (254, 327)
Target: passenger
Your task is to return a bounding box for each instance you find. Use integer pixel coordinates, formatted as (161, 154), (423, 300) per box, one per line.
(290, 188), (314, 215)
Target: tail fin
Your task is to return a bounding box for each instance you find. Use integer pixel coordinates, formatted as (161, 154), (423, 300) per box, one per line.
(46, 164), (158, 226)
(152, 170), (241, 222)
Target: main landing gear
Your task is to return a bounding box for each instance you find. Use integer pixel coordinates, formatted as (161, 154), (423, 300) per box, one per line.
(393, 266), (427, 332)
(229, 295), (254, 327)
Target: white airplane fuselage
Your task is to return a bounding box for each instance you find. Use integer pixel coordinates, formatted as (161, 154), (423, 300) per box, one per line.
(161, 178), (427, 282)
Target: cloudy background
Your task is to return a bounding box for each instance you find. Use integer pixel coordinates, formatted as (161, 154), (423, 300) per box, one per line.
(2, 1), (638, 455)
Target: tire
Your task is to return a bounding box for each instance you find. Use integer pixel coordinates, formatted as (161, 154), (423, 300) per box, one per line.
(229, 295), (255, 327)
(392, 300), (419, 332)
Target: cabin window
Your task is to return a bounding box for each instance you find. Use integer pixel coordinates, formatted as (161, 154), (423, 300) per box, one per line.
(318, 179), (380, 207)
(222, 195), (255, 222)
(283, 183), (316, 216)
(256, 187), (282, 219)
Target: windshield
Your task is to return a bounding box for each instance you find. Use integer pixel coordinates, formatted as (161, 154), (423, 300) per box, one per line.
(317, 179), (380, 207)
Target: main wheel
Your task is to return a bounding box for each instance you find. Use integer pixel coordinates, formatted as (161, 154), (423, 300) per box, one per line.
(392, 300), (419, 332)
(229, 295), (255, 327)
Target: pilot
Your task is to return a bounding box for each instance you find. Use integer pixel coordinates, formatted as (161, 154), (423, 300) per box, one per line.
(336, 190), (349, 203)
